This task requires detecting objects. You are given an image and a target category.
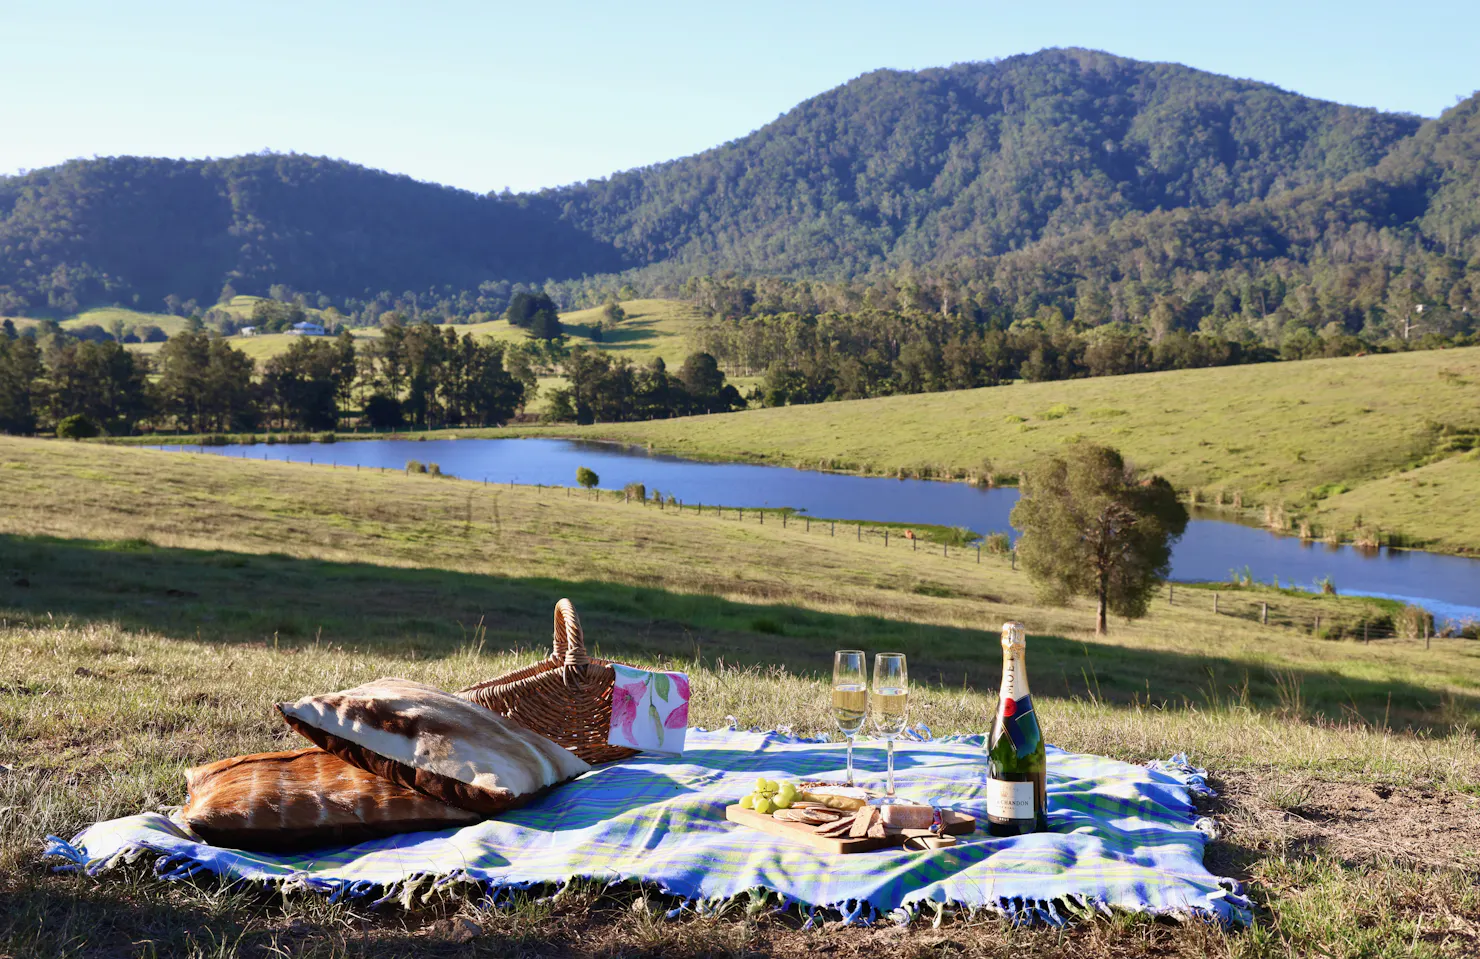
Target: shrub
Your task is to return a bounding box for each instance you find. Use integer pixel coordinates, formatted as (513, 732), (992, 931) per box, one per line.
(317, 432), (337, 444)
(56, 414), (100, 440)
(1040, 403), (1074, 420)
(576, 466), (599, 490)
(1318, 576), (1338, 596)
(623, 482), (646, 501)
(1397, 605), (1434, 639)
(406, 460), (427, 474)
(984, 532), (1012, 554)
(427, 463), (442, 477)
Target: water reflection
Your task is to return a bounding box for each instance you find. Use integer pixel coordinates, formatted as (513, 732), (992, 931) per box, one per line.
(156, 437), (1480, 625)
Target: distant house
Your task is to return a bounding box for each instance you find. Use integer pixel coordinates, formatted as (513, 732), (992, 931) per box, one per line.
(288, 321), (328, 336)
(239, 326), (259, 337)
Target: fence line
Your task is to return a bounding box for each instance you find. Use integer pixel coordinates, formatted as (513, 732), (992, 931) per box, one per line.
(183, 447), (1461, 644)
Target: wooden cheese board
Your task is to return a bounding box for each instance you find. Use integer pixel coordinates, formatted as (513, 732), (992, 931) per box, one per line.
(724, 804), (977, 854)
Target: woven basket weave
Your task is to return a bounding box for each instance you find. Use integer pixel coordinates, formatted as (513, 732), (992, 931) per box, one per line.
(457, 599), (639, 766)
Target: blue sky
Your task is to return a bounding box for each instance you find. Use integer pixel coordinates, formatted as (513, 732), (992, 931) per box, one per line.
(3, 0), (1477, 193)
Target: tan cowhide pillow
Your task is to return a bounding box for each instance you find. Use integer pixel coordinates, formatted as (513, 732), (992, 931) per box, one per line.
(178, 747), (482, 852)
(277, 678), (591, 815)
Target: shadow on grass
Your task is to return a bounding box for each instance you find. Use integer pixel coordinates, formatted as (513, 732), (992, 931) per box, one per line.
(1, 532), (1473, 730)
(0, 870), (622, 959)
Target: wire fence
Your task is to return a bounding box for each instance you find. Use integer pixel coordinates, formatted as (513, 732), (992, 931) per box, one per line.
(180, 447), (1465, 646)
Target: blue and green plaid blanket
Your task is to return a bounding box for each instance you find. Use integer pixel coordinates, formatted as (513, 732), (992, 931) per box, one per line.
(46, 729), (1249, 925)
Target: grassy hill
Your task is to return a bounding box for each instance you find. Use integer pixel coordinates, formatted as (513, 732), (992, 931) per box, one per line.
(543, 347), (1480, 554)
(4, 306), (192, 338)
(459, 298), (707, 366)
(1, 437), (1476, 955)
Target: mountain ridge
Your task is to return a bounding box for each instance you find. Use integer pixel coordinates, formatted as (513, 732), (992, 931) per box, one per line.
(0, 47), (1474, 317)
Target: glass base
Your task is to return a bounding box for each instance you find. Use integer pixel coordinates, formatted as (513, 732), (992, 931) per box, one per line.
(868, 795), (911, 806)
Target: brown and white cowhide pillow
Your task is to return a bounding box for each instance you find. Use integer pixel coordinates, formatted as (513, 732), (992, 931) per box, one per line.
(277, 678), (591, 815)
(179, 747), (482, 852)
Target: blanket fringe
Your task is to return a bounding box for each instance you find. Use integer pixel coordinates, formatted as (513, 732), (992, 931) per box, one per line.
(43, 749), (1252, 929)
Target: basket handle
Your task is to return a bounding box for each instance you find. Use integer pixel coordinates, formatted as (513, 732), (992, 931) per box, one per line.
(552, 598), (589, 666)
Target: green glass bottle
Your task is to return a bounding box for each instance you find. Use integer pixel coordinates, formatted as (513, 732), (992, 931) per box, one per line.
(986, 622), (1048, 836)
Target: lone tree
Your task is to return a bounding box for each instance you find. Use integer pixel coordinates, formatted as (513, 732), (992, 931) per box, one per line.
(1010, 443), (1187, 636)
(576, 466), (599, 490)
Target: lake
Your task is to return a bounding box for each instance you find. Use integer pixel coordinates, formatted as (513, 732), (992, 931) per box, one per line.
(159, 437), (1480, 625)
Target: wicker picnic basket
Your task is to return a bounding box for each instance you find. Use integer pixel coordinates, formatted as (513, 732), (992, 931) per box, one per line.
(457, 599), (639, 766)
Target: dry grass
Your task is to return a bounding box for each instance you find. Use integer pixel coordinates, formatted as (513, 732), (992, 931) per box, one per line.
(2, 436), (1478, 956)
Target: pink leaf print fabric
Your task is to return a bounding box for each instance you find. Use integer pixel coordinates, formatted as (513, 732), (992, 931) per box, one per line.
(608, 665), (690, 756)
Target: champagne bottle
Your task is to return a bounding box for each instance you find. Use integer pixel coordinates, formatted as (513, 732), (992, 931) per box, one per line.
(986, 622), (1047, 836)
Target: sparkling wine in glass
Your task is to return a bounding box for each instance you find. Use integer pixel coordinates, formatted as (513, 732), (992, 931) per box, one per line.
(832, 650), (867, 786)
(871, 652), (908, 803)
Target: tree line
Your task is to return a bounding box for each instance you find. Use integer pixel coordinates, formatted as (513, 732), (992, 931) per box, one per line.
(0, 320), (529, 436)
(688, 306), (1472, 407)
(0, 316), (746, 436)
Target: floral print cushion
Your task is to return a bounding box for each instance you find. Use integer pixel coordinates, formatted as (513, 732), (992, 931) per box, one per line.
(608, 664), (690, 756)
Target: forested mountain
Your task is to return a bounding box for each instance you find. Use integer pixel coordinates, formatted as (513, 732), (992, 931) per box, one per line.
(0, 47), (1477, 319)
(539, 48), (1422, 275)
(0, 155), (621, 314)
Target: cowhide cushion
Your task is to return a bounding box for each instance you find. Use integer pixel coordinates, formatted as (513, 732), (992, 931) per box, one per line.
(277, 677), (591, 815)
(178, 747), (482, 852)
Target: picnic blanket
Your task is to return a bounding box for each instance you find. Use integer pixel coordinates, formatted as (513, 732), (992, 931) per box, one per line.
(45, 729), (1250, 926)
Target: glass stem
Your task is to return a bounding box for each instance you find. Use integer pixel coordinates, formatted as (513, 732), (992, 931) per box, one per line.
(845, 735), (855, 786)
(886, 738), (896, 798)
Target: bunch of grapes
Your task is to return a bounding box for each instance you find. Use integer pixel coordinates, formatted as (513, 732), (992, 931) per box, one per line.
(739, 778), (796, 815)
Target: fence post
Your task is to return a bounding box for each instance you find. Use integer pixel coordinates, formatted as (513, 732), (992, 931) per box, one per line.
(912, 536), (917, 552)
(943, 543), (947, 558)
(782, 513), (786, 528)
(831, 522), (835, 537)
(884, 531), (889, 547)
(857, 524), (861, 541)
(1363, 622), (1368, 644)
(739, 508), (743, 522)
(1425, 619), (1430, 650)
(1261, 602), (1268, 626)
(806, 517), (810, 532)
(976, 545), (981, 564)
(758, 509), (761, 524)
(1314, 615), (1321, 636)
(1213, 592), (1219, 615)
(1168, 584), (1174, 605)
(1010, 550), (1016, 571)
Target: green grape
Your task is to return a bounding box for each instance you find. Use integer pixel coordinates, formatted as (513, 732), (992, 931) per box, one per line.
(753, 797), (774, 815)
(739, 793), (754, 809)
(755, 778), (768, 793)
(772, 794), (793, 810)
(777, 782), (796, 802)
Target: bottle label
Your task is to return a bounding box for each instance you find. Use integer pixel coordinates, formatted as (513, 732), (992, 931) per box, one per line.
(986, 779), (1036, 821)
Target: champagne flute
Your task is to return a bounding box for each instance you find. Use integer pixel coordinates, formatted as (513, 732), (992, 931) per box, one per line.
(870, 652), (908, 804)
(832, 650), (867, 787)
